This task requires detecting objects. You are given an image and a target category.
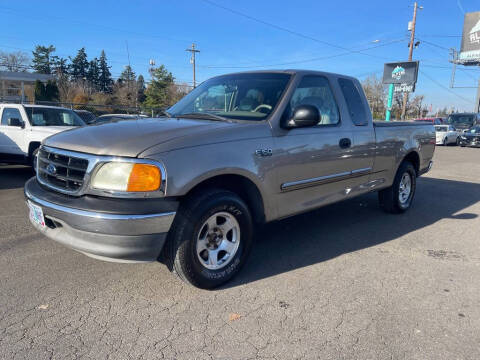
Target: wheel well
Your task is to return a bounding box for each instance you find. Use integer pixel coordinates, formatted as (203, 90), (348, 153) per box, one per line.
(403, 151), (420, 176)
(183, 174), (266, 223)
(28, 142), (41, 158)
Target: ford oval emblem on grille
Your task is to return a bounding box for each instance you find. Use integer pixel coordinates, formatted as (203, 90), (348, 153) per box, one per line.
(46, 163), (57, 175)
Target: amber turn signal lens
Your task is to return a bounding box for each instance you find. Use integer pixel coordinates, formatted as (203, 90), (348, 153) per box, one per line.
(127, 164), (161, 192)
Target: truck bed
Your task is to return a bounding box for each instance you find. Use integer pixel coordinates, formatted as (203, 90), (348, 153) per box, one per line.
(373, 120), (432, 127)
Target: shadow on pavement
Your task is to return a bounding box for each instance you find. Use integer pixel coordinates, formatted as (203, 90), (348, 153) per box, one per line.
(226, 177), (480, 288)
(0, 165), (34, 190)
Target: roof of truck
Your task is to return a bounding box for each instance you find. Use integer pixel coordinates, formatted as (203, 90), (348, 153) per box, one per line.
(211, 69), (358, 81)
(0, 103), (72, 110)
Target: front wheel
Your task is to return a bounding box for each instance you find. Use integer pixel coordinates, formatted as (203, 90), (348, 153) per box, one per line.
(164, 189), (253, 289)
(456, 137), (461, 146)
(378, 162), (417, 214)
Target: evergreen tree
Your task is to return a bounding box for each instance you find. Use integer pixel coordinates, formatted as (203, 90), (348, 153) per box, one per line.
(137, 74), (146, 103)
(98, 50), (113, 93)
(143, 65), (175, 109)
(34, 80), (59, 101)
(34, 80), (47, 100)
(87, 58), (100, 91)
(45, 80), (59, 101)
(70, 48), (89, 81)
(120, 65), (136, 83)
(32, 45), (56, 74)
(51, 56), (69, 76)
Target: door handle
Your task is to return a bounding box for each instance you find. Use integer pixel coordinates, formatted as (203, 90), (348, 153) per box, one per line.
(339, 138), (352, 149)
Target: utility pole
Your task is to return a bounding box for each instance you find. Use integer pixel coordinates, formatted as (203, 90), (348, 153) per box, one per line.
(186, 43), (200, 88)
(401, 2), (421, 119)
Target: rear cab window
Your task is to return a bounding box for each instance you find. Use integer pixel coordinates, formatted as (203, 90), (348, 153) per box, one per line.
(338, 78), (368, 126)
(1, 107), (22, 126)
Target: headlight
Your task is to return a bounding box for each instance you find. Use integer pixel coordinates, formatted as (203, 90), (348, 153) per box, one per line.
(91, 162), (161, 192)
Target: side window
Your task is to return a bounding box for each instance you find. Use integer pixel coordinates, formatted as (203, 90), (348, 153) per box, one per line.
(289, 76), (340, 126)
(338, 78), (367, 126)
(1, 108), (22, 126)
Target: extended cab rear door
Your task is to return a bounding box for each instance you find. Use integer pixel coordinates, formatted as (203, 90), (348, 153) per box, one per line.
(336, 77), (376, 191)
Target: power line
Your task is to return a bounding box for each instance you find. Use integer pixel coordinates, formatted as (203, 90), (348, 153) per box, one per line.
(200, 38), (405, 69)
(415, 38), (451, 51)
(199, 0), (392, 60)
(419, 69), (472, 104)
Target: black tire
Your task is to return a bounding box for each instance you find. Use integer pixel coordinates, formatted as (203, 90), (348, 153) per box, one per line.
(443, 137), (447, 146)
(456, 137), (460, 146)
(164, 189), (253, 289)
(378, 161), (417, 214)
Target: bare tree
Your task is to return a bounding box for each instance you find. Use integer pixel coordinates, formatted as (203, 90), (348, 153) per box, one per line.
(0, 51), (30, 72)
(361, 75), (386, 119)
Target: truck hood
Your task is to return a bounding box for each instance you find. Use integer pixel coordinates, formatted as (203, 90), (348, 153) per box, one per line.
(43, 118), (240, 157)
(31, 126), (78, 136)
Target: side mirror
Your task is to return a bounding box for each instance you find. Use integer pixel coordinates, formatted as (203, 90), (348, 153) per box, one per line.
(284, 105), (320, 128)
(7, 118), (24, 128)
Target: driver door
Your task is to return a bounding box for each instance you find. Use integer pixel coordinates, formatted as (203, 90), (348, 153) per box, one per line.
(272, 75), (356, 219)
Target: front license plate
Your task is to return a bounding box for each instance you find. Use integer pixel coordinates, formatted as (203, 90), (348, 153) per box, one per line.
(28, 201), (45, 229)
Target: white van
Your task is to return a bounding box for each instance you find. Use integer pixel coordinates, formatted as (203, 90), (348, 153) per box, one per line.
(0, 104), (84, 167)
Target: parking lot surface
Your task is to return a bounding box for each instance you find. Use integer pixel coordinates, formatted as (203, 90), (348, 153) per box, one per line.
(1, 146), (480, 360)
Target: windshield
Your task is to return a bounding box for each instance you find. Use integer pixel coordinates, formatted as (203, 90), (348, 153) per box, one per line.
(25, 107), (85, 126)
(435, 125), (448, 132)
(168, 73), (291, 121)
(447, 114), (475, 127)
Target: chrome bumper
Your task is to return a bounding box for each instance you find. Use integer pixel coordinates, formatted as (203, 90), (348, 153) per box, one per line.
(25, 178), (176, 262)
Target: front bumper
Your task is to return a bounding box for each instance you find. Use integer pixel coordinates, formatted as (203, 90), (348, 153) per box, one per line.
(459, 138), (480, 147)
(24, 178), (177, 262)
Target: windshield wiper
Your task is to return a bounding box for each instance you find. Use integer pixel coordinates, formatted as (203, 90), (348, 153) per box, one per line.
(158, 110), (172, 118)
(175, 112), (229, 122)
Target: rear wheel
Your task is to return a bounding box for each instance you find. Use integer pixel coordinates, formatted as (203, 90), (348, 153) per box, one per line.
(379, 162), (417, 214)
(456, 137), (461, 146)
(164, 189), (253, 289)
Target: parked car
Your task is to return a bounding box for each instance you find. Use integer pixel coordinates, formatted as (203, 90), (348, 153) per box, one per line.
(0, 104), (85, 167)
(446, 113), (480, 132)
(24, 70), (435, 288)
(459, 125), (480, 147)
(74, 110), (97, 124)
(435, 124), (460, 145)
(90, 114), (147, 125)
(414, 117), (444, 125)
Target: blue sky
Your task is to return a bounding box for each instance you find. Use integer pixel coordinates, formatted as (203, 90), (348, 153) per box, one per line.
(1, 0), (479, 112)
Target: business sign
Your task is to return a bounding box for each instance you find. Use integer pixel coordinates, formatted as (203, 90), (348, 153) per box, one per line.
(394, 83), (415, 93)
(459, 11), (480, 63)
(382, 61), (419, 85)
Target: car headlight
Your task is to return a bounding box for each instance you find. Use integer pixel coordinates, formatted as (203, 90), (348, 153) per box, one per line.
(91, 162), (162, 192)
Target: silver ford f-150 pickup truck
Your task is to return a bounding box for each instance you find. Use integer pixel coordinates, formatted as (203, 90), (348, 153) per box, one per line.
(25, 70), (435, 288)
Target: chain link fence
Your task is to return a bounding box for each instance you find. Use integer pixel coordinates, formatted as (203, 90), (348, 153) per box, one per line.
(0, 98), (167, 120)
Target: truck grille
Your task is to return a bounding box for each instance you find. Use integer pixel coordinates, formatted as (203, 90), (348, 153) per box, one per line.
(37, 147), (89, 194)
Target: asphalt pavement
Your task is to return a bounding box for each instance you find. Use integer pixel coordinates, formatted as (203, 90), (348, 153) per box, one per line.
(1, 146), (479, 360)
